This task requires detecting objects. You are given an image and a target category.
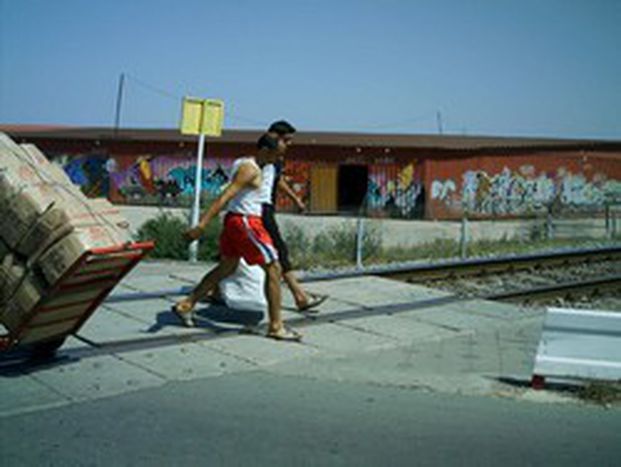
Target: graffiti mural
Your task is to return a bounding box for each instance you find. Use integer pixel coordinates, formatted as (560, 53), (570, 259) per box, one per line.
(277, 160), (311, 210)
(431, 165), (621, 216)
(48, 153), (234, 205)
(109, 155), (233, 205)
(50, 153), (111, 197)
(367, 162), (423, 218)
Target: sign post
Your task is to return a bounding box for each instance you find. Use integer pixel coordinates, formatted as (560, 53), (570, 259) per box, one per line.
(180, 97), (224, 262)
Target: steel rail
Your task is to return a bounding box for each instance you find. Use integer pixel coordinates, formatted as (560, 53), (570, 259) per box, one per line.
(483, 274), (621, 303)
(371, 246), (621, 283)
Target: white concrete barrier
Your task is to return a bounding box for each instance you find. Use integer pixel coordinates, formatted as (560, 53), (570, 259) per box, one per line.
(532, 307), (621, 386)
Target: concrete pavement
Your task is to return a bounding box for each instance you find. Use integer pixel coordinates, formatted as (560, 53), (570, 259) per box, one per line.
(1, 257), (589, 419)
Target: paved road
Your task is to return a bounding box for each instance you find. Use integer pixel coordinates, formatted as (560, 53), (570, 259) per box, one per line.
(1, 370), (620, 466)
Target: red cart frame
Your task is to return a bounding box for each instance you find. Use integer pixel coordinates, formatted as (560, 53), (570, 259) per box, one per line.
(0, 241), (154, 354)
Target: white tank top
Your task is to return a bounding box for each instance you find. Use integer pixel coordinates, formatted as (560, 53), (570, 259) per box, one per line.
(225, 157), (263, 216)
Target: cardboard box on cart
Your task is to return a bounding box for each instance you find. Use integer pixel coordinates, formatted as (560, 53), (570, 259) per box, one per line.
(37, 219), (131, 285)
(0, 133), (135, 346)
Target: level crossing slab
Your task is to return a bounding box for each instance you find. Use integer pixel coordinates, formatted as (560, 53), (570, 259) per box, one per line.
(76, 304), (206, 344)
(118, 341), (257, 382)
(1, 263), (548, 417)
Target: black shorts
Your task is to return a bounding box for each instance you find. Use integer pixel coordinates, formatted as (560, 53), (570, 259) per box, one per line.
(261, 204), (292, 273)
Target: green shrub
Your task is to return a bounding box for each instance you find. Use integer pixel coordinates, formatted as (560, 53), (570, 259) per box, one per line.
(135, 212), (221, 261)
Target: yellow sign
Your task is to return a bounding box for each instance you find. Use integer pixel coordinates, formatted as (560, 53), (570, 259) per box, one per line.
(180, 97), (224, 136)
(201, 99), (224, 136)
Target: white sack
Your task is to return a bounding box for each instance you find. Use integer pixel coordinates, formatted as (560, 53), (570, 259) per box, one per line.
(220, 258), (267, 312)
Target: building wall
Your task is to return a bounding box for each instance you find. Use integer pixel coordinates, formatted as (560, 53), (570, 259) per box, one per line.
(33, 138), (621, 220)
(45, 141), (255, 206)
(427, 150), (621, 219)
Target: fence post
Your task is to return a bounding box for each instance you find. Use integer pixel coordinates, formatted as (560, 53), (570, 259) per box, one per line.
(355, 193), (368, 269)
(355, 217), (364, 269)
(605, 202), (611, 237)
(545, 204), (554, 240)
(460, 207), (468, 259)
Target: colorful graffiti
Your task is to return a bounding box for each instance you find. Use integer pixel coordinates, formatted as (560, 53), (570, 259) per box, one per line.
(109, 155), (232, 204)
(431, 166), (621, 215)
(367, 162), (424, 218)
(278, 160), (311, 210)
(50, 153), (111, 197)
(49, 153), (234, 205)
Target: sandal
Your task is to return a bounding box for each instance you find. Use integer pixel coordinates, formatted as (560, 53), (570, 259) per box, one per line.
(266, 326), (302, 342)
(297, 293), (328, 313)
(171, 301), (195, 327)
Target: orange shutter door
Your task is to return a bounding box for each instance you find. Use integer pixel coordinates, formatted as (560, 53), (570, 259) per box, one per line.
(310, 165), (337, 212)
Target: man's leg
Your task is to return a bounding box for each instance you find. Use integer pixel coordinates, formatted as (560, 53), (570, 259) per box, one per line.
(261, 260), (283, 333)
(261, 260), (302, 341)
(261, 205), (319, 310)
(174, 256), (239, 325)
(282, 270), (310, 308)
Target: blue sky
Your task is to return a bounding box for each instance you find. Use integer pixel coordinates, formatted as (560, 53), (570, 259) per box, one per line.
(1, 0), (619, 139)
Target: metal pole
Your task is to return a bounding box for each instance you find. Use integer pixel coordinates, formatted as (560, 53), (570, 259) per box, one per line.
(546, 205), (553, 240)
(355, 217), (364, 269)
(189, 132), (206, 262)
(114, 73), (125, 135)
(355, 192), (369, 269)
(460, 210), (468, 259)
(605, 202), (610, 237)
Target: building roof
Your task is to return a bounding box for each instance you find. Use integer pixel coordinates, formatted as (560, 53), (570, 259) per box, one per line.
(2, 125), (620, 151)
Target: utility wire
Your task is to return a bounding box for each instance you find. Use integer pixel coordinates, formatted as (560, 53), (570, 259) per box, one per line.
(124, 73), (269, 127)
(121, 73), (442, 132)
(125, 73), (181, 102)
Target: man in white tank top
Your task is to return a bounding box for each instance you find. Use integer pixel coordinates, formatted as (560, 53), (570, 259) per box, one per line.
(173, 141), (301, 342)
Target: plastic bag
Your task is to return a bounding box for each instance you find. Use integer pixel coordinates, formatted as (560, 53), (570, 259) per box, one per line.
(220, 258), (266, 311)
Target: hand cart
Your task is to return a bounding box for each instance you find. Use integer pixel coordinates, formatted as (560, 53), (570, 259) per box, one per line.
(0, 241), (154, 357)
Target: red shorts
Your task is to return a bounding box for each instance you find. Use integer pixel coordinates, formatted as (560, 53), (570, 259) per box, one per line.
(219, 213), (278, 265)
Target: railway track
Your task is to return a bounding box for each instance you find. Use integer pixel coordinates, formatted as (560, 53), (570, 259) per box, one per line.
(483, 274), (621, 303)
(352, 246), (621, 282)
(366, 246), (621, 305)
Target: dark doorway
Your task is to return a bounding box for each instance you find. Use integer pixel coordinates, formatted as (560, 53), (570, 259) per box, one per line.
(338, 165), (368, 212)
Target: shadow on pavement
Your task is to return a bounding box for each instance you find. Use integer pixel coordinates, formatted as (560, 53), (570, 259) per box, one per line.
(146, 304), (264, 334)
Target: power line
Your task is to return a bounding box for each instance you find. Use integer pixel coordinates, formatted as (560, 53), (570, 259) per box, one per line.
(121, 73), (270, 127)
(115, 73), (445, 132)
(125, 73), (181, 102)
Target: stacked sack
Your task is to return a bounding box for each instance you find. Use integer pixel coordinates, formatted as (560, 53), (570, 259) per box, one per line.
(0, 132), (132, 335)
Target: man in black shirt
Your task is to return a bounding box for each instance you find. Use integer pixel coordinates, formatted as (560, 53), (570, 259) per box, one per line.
(264, 120), (327, 312)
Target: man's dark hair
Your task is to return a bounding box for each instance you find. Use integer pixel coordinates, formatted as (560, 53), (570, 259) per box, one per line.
(256, 133), (279, 150)
(268, 120), (296, 135)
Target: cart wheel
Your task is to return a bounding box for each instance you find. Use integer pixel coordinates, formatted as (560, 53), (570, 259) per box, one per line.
(0, 336), (10, 351)
(30, 337), (66, 359)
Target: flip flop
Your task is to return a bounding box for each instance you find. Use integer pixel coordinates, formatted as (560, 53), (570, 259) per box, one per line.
(266, 326), (302, 342)
(297, 293), (328, 313)
(171, 303), (195, 327)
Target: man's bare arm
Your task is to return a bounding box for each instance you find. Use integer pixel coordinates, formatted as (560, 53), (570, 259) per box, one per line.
(277, 177), (306, 212)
